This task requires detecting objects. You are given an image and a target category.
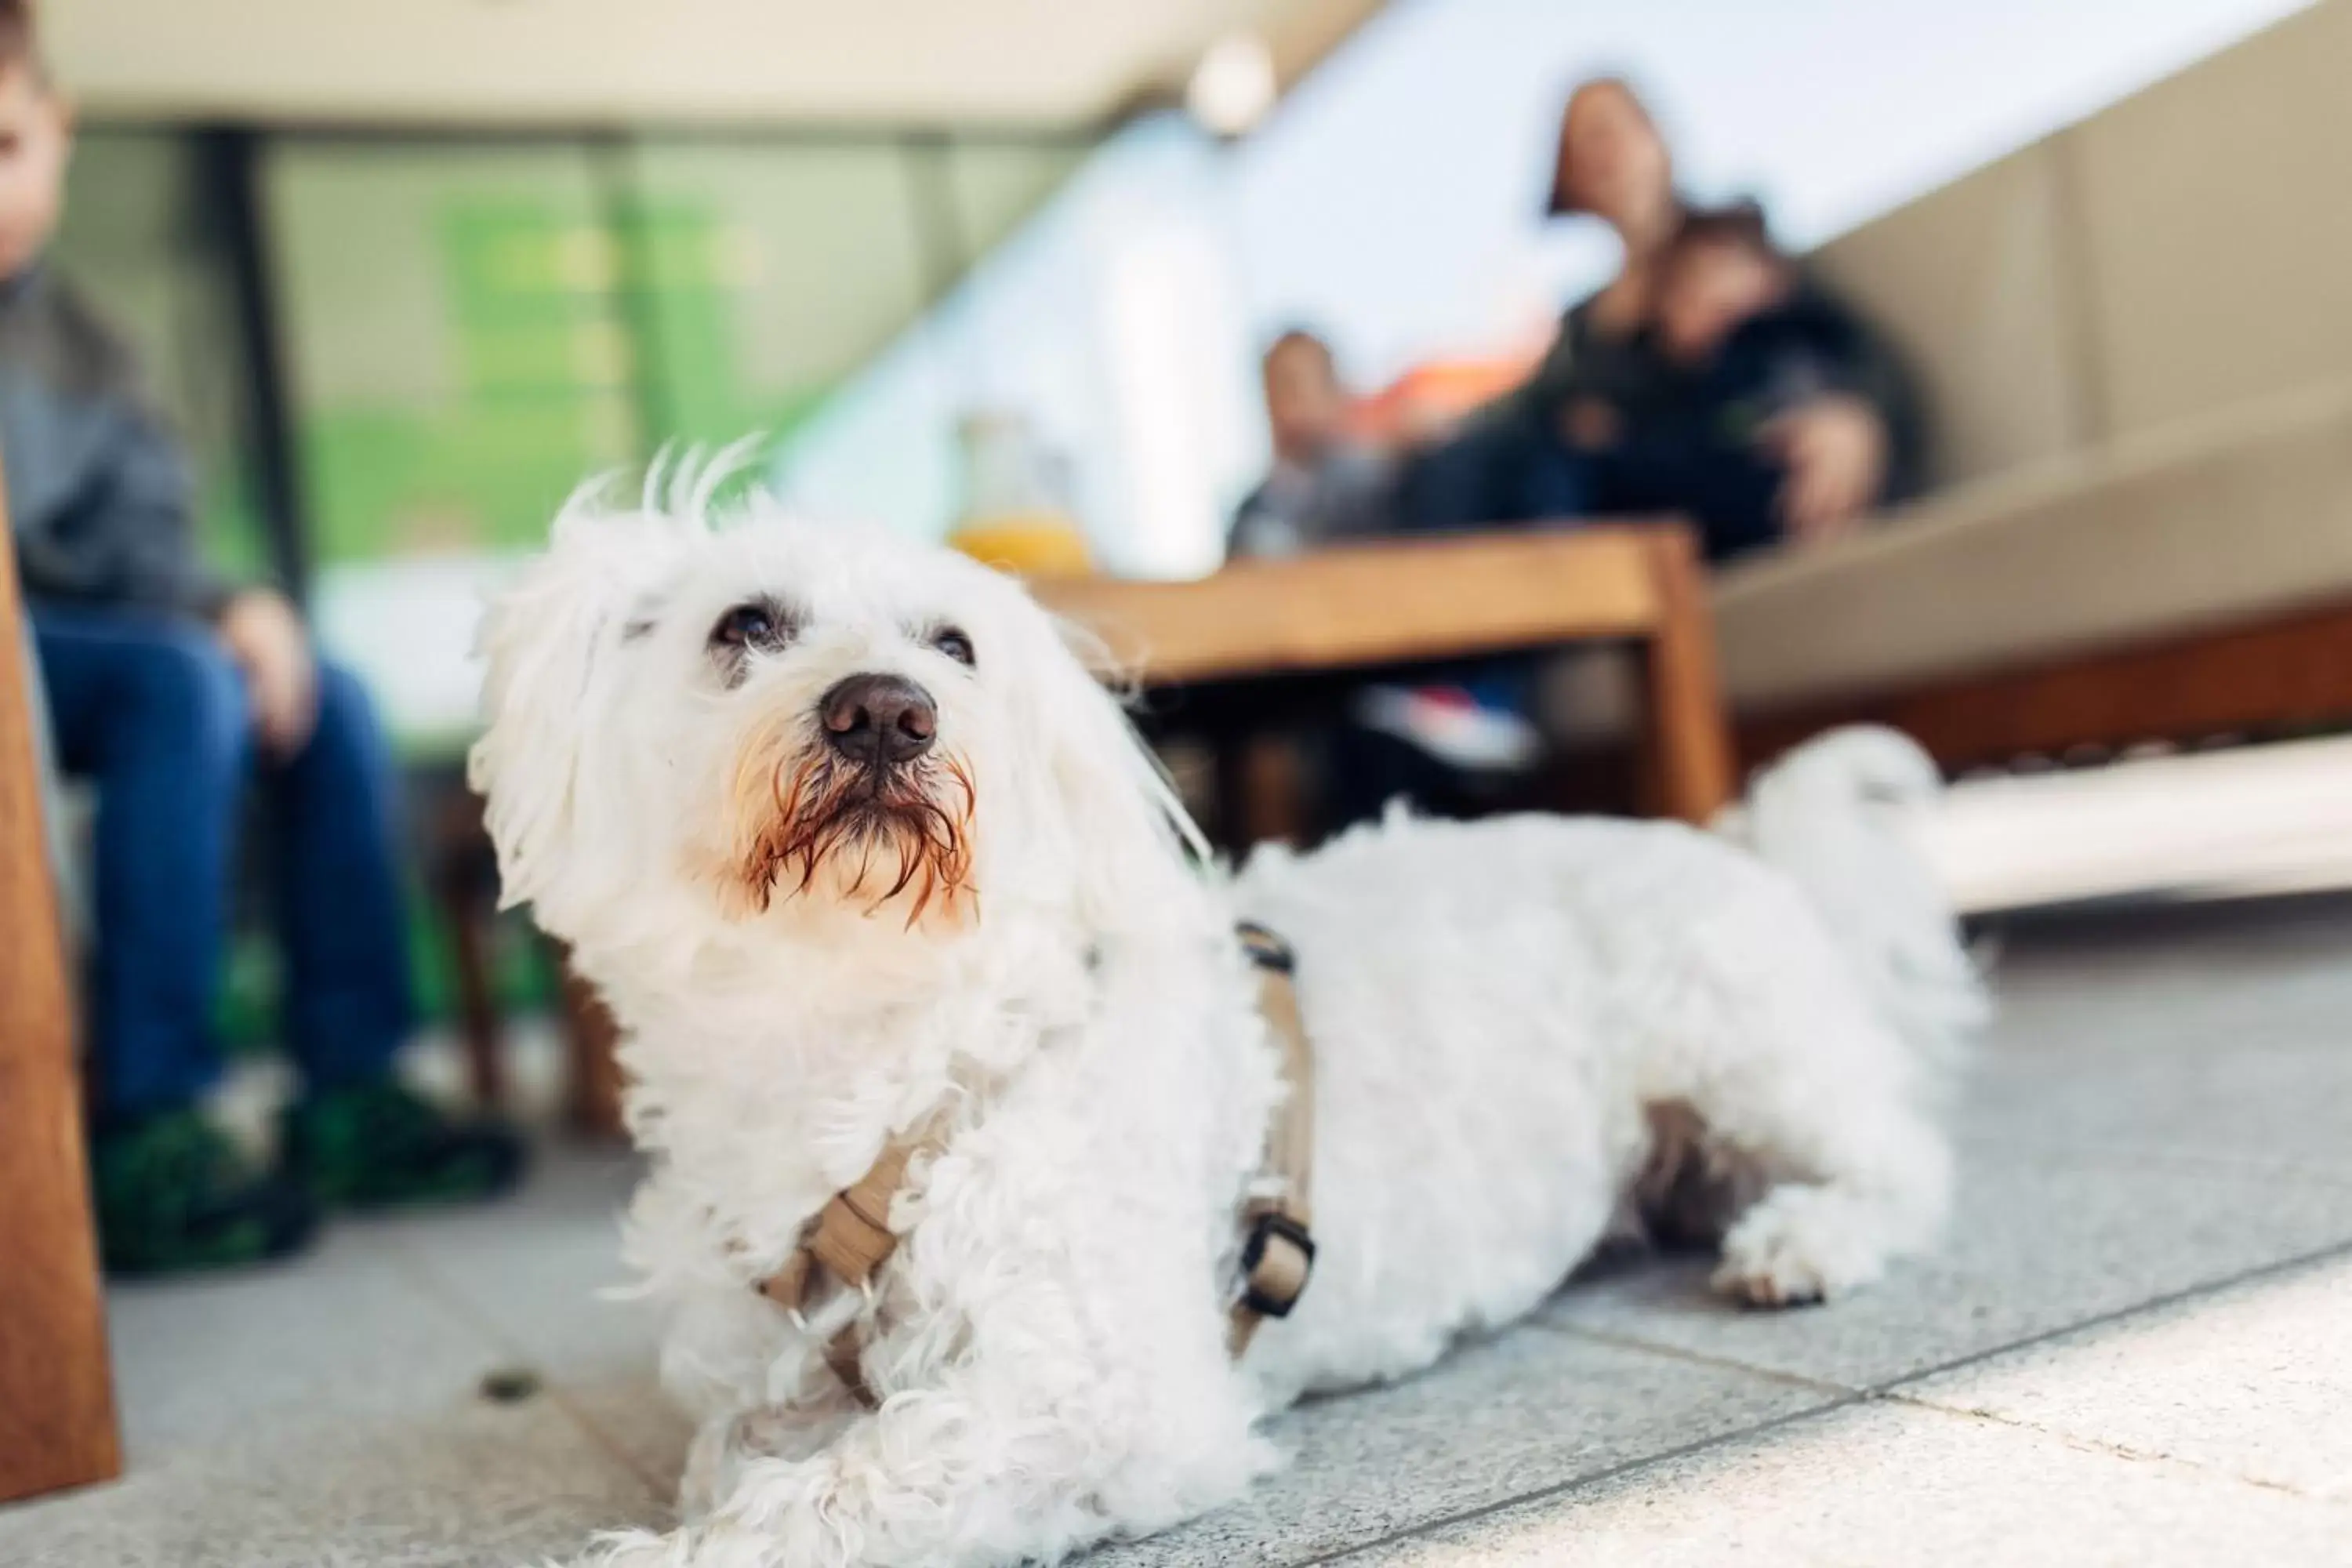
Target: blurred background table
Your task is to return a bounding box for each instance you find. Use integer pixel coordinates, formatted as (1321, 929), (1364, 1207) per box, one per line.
(1036, 524), (1735, 843)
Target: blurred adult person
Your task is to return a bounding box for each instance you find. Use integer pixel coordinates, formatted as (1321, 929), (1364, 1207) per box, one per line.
(1228, 328), (1394, 559)
(0, 2), (521, 1276)
(1404, 76), (1922, 551)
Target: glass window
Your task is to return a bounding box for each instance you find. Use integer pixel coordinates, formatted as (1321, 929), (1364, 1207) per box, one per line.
(264, 141), (640, 565)
(52, 129), (267, 579)
(614, 139), (931, 451)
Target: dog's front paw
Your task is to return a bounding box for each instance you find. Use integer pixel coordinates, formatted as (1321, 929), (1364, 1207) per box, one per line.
(1711, 1185), (1889, 1308)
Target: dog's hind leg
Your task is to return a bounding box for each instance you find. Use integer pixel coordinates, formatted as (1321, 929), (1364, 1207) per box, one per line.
(1712, 1152), (1947, 1307)
(1701, 1063), (1951, 1308)
(1650, 992), (1952, 1309)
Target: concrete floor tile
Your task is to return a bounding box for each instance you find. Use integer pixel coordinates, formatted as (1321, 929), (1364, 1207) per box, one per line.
(545, 1371), (696, 1510)
(0, 1396), (658, 1568)
(1541, 1148), (2352, 1391)
(1958, 904), (2352, 1180)
(1904, 1254), (2352, 1501)
(1961, 1030), (2352, 1182)
(1341, 1399), (2352, 1568)
(373, 1143), (655, 1370)
(1083, 1327), (1835, 1566)
(366, 1145), (687, 1494)
(103, 1227), (517, 1457)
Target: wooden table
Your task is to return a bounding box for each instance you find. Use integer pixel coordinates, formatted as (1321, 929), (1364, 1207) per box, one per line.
(0, 513), (122, 1502)
(1035, 523), (1735, 831)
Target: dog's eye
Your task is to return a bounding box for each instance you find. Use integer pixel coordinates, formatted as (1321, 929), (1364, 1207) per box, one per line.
(930, 626), (976, 667)
(711, 601), (782, 649)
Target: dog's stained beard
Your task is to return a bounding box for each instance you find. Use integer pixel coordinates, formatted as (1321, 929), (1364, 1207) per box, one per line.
(731, 742), (976, 927)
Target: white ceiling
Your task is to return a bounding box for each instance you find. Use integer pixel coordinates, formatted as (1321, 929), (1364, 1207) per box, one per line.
(50, 0), (1381, 129)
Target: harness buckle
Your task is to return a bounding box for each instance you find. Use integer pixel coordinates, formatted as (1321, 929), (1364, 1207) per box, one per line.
(1238, 1208), (1316, 1320)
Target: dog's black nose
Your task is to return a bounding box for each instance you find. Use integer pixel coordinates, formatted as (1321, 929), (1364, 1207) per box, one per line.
(820, 673), (936, 765)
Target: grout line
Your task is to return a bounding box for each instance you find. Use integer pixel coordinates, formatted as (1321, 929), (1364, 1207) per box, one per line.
(1299, 1235), (2352, 1566)
(1527, 1317), (1856, 1398)
(1287, 1397), (1867, 1568)
(1862, 1234), (2352, 1396)
(1877, 1392), (2342, 1504)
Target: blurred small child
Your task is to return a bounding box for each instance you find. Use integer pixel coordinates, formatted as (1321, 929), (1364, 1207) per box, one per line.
(1586, 204), (1895, 557)
(1653, 202), (1848, 442)
(0, 0), (522, 1277)
(1229, 333), (1541, 823)
(1229, 329), (1395, 559)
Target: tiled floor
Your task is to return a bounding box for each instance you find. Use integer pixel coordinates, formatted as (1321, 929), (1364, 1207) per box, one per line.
(6, 899), (2352, 1566)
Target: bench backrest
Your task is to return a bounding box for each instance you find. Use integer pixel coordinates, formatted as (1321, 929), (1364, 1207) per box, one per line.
(1811, 0), (2352, 490)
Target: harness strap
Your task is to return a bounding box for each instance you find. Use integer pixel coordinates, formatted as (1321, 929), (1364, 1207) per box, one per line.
(1229, 921), (1317, 1356)
(756, 923), (1319, 1405)
(757, 1126), (942, 1409)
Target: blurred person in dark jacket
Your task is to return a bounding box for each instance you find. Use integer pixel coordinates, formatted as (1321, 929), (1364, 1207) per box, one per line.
(0, 4), (519, 1277)
(1229, 328), (1394, 560)
(1404, 77), (1922, 553)
(1587, 201), (1923, 559)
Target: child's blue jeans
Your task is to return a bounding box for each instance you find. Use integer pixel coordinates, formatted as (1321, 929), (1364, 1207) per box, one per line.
(32, 602), (416, 1121)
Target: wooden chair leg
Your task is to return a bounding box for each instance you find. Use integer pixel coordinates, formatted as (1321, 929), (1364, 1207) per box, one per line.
(0, 546), (122, 1503)
(430, 791), (506, 1111)
(445, 891), (506, 1111)
(553, 946), (626, 1141)
(1637, 525), (1737, 825)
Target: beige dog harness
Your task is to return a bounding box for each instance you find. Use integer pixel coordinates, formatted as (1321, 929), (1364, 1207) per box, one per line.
(757, 923), (1318, 1406)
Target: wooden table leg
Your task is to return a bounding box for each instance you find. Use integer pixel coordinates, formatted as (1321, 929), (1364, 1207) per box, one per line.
(1236, 731), (1307, 848)
(1200, 701), (1313, 855)
(1638, 526), (1737, 825)
(1209, 731), (1251, 850)
(0, 546), (122, 1503)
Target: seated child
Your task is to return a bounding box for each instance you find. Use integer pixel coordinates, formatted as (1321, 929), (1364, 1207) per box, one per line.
(1581, 203), (1905, 559)
(1218, 330), (1535, 830)
(1229, 329), (1396, 560)
(0, 2), (523, 1276)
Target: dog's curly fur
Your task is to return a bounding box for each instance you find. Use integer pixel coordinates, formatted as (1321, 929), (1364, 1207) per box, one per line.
(470, 477), (1984, 1568)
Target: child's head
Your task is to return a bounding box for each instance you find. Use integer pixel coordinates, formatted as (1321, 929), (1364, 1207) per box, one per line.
(1261, 328), (1349, 463)
(0, 1), (68, 285)
(1655, 204), (1793, 365)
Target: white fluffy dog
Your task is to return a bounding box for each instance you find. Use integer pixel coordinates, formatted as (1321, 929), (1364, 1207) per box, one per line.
(470, 477), (1983, 1568)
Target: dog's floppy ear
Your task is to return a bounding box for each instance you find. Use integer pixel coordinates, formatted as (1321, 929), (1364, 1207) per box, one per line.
(467, 492), (684, 936)
(1006, 596), (1210, 936)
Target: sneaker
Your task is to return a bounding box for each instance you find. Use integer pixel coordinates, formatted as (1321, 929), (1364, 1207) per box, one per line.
(92, 1108), (318, 1277)
(1353, 682), (1543, 774)
(285, 1080), (528, 1210)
